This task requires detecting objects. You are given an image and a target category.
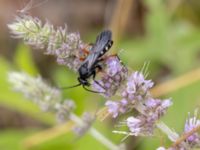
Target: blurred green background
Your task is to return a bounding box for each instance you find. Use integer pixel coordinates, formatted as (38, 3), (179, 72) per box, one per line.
(1, 0), (200, 149)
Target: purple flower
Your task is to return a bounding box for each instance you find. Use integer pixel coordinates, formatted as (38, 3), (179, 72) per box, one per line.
(8, 15), (87, 72)
(144, 99), (172, 122)
(126, 117), (141, 136)
(162, 99), (173, 108)
(73, 112), (95, 136)
(159, 110), (200, 150)
(55, 33), (85, 71)
(92, 56), (128, 97)
(145, 98), (161, 108)
(119, 99), (128, 113)
(120, 71), (154, 107)
(103, 68), (173, 136)
(119, 98), (172, 136)
(126, 71), (154, 95)
(55, 100), (76, 123)
(126, 114), (155, 136)
(106, 57), (123, 76)
(105, 101), (120, 118)
(184, 113), (200, 145)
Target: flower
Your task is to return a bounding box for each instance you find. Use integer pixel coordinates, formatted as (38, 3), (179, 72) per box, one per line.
(55, 100), (76, 123)
(92, 56), (128, 97)
(160, 110), (200, 150)
(184, 111), (200, 147)
(126, 117), (141, 136)
(8, 15), (85, 71)
(104, 71), (156, 118)
(55, 33), (85, 71)
(144, 98), (172, 122)
(8, 72), (79, 124)
(8, 15), (53, 49)
(127, 71), (153, 94)
(107, 70), (172, 136)
(8, 72), (61, 111)
(105, 99), (130, 118)
(105, 101), (120, 118)
(73, 112), (95, 136)
(125, 71), (153, 102)
(126, 114), (156, 136)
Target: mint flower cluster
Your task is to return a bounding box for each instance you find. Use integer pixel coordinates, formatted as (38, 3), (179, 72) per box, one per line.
(8, 15), (85, 71)
(106, 71), (172, 136)
(92, 56), (128, 97)
(8, 72), (75, 122)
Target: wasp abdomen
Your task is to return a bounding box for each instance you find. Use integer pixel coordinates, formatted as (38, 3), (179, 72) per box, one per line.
(99, 40), (113, 57)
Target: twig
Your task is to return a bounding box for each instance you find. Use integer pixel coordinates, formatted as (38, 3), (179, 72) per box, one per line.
(23, 121), (75, 149)
(70, 113), (120, 150)
(151, 68), (200, 97)
(171, 124), (200, 148)
(109, 0), (134, 43)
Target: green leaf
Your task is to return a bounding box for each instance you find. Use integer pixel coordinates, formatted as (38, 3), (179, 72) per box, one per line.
(0, 129), (32, 150)
(14, 44), (39, 75)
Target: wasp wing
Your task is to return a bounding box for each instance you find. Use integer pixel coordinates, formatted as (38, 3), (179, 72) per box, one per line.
(86, 30), (112, 69)
(93, 30), (112, 53)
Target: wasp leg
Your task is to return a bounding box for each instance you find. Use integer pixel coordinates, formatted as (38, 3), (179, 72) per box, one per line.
(92, 65), (105, 91)
(100, 54), (118, 61)
(82, 85), (101, 93)
(101, 54), (125, 67)
(82, 43), (94, 53)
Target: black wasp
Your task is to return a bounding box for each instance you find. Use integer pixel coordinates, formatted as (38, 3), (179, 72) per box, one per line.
(63, 30), (113, 93)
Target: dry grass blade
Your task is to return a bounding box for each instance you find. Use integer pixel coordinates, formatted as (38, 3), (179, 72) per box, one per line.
(23, 121), (75, 149)
(109, 0), (134, 43)
(96, 106), (110, 121)
(150, 68), (200, 97)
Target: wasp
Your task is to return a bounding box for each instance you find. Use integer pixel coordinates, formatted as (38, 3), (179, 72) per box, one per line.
(63, 30), (113, 93)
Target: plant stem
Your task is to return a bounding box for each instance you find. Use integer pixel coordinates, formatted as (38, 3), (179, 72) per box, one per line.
(70, 113), (120, 150)
(156, 121), (179, 142)
(171, 124), (200, 148)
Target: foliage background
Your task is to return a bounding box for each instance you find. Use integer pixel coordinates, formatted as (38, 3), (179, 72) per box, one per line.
(0, 0), (200, 149)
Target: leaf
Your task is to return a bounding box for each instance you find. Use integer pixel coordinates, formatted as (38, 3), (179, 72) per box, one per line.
(14, 43), (39, 75)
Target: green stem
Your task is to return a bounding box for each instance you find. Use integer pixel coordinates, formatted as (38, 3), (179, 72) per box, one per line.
(156, 121), (179, 142)
(70, 113), (121, 150)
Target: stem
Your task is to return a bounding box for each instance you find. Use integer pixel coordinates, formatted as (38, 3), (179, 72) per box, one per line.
(156, 121), (179, 142)
(89, 128), (120, 150)
(171, 124), (200, 148)
(70, 113), (120, 150)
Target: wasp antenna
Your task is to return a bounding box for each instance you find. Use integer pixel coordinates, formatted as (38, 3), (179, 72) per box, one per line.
(60, 83), (81, 90)
(83, 86), (103, 93)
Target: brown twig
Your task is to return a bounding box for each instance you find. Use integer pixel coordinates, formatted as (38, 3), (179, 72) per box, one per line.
(23, 121), (75, 149)
(150, 68), (200, 97)
(171, 124), (200, 149)
(109, 0), (134, 44)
